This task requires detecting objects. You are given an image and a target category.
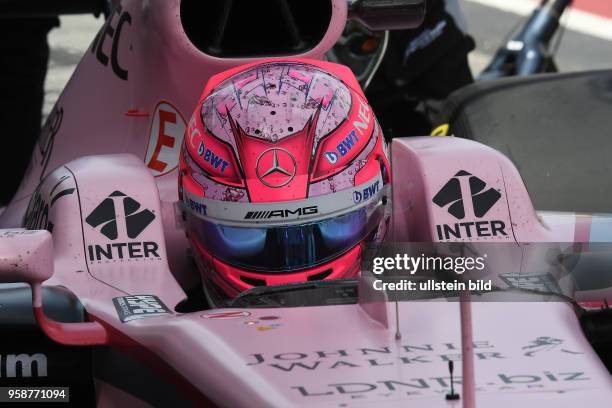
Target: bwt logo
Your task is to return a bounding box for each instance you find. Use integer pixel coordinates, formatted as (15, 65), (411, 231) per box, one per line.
(0, 354), (47, 378)
(353, 181), (380, 204)
(198, 141), (230, 173)
(432, 171), (508, 240)
(184, 197), (207, 216)
(324, 98), (371, 165)
(244, 206), (318, 220)
(324, 130), (360, 164)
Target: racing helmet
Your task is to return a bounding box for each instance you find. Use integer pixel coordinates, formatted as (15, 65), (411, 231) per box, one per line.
(179, 59), (391, 297)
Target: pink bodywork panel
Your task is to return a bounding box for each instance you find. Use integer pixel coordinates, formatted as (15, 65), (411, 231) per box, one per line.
(0, 142), (609, 406)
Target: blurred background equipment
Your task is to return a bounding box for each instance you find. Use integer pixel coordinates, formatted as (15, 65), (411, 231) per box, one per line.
(0, 17), (59, 205)
(0, 0), (108, 205)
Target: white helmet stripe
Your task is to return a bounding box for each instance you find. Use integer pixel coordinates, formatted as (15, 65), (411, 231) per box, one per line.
(183, 174), (385, 227)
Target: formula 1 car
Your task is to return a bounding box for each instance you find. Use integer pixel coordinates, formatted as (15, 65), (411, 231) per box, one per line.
(1, 0), (612, 407)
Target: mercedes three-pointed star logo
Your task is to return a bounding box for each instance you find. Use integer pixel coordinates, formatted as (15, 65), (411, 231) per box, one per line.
(255, 148), (297, 188)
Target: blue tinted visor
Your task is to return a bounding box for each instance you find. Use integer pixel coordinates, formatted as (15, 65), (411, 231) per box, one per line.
(190, 205), (385, 272)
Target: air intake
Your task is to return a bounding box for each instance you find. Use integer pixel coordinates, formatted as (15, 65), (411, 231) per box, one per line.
(180, 0), (332, 58)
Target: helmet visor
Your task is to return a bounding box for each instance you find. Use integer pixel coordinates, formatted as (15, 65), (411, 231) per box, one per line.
(189, 198), (386, 272)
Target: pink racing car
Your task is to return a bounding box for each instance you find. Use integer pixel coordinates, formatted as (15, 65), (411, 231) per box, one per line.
(1, 0), (612, 407)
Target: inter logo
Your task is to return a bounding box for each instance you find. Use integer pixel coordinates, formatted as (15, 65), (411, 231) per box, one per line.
(85, 191), (155, 240)
(85, 191), (160, 263)
(433, 170), (501, 219)
(432, 171), (508, 240)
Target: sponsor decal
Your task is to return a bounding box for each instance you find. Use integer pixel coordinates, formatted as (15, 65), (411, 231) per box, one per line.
(187, 116), (201, 149)
(23, 175), (75, 232)
(145, 101), (186, 177)
(85, 191), (160, 263)
(242, 316), (283, 331)
(244, 206), (318, 220)
(91, 4), (131, 80)
(434, 171), (501, 219)
(324, 151), (338, 164)
(292, 371), (590, 398)
(255, 148), (297, 188)
(432, 171), (507, 240)
(197, 140), (230, 173)
(245, 338), (588, 400)
(313, 98), (373, 181)
(500, 272), (562, 294)
(86, 191), (154, 239)
(256, 324), (283, 332)
(323, 98), (372, 165)
(0, 230), (40, 238)
(353, 181), (380, 204)
(0, 354), (47, 378)
(183, 196), (207, 216)
(325, 130), (360, 164)
(245, 338), (583, 372)
(246, 341), (505, 370)
(522, 337), (582, 357)
(353, 97), (372, 137)
(189, 114), (236, 178)
(113, 295), (171, 322)
(201, 311), (251, 319)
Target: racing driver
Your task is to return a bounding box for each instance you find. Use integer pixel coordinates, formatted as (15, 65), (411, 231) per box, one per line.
(179, 59), (391, 301)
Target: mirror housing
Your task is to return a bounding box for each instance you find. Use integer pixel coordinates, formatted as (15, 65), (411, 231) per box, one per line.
(348, 0), (426, 31)
(0, 230), (54, 300)
(0, 229), (107, 345)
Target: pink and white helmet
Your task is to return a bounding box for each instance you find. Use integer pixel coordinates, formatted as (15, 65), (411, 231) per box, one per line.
(179, 58), (391, 297)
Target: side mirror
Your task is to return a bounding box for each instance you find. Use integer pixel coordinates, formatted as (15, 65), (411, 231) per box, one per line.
(0, 229), (107, 345)
(348, 0), (426, 31)
(0, 230), (54, 292)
